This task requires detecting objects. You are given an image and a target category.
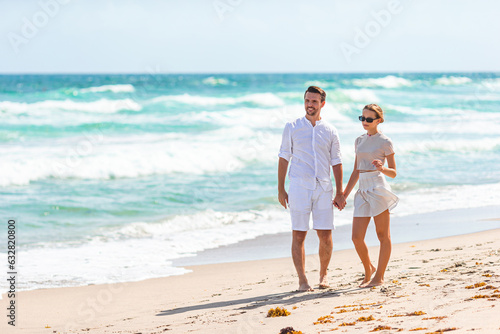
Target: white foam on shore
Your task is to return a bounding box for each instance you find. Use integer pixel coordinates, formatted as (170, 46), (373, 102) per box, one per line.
(394, 182), (500, 217)
(2, 180), (499, 292)
(1, 208), (292, 291)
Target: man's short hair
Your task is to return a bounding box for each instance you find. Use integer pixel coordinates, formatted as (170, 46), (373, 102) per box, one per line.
(304, 86), (326, 102)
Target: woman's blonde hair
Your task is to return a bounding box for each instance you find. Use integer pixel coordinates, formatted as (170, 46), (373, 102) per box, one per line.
(363, 104), (384, 123)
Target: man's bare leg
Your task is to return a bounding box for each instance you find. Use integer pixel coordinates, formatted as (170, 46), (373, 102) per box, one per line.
(316, 229), (333, 288)
(292, 230), (312, 291)
(352, 217), (377, 287)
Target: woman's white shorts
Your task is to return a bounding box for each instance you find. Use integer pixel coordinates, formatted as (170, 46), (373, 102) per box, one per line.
(353, 171), (399, 217)
(288, 180), (334, 231)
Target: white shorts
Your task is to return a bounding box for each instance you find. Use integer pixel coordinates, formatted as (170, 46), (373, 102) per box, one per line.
(288, 180), (334, 231)
(353, 171), (399, 217)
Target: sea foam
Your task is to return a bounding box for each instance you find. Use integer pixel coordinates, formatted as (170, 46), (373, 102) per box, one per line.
(349, 75), (413, 88)
(149, 93), (285, 107)
(0, 98), (141, 114)
(5, 207), (292, 291)
(79, 84), (136, 93)
(202, 76), (230, 86)
(435, 76), (472, 85)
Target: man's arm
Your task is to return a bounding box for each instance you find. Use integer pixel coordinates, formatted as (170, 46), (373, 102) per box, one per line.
(278, 157), (289, 208)
(332, 163), (345, 210)
(278, 123), (292, 209)
(330, 128), (345, 210)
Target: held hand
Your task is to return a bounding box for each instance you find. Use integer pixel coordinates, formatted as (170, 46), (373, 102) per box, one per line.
(372, 159), (384, 171)
(278, 189), (289, 209)
(333, 193), (346, 211)
(340, 195), (346, 210)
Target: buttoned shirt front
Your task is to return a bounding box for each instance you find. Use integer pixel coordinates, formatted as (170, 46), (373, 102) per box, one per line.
(278, 116), (342, 191)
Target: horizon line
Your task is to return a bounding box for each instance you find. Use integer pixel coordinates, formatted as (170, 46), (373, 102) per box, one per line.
(0, 70), (499, 75)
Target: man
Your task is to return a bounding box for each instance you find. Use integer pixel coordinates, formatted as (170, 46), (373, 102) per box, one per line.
(278, 86), (345, 292)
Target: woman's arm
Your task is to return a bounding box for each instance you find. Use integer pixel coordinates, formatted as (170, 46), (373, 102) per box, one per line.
(373, 153), (397, 178)
(343, 156), (359, 198)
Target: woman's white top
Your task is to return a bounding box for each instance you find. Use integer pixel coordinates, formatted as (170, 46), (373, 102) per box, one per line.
(355, 132), (394, 171)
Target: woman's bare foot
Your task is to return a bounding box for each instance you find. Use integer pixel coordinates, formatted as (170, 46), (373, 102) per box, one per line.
(366, 277), (384, 287)
(359, 264), (377, 288)
(297, 281), (313, 292)
(319, 275), (330, 289)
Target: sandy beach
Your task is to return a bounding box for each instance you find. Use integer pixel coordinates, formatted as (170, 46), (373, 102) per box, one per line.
(1, 228), (499, 334)
(3, 1), (500, 333)
(2, 0), (500, 332)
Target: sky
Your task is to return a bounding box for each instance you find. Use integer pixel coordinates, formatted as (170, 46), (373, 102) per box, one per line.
(0, 0), (499, 73)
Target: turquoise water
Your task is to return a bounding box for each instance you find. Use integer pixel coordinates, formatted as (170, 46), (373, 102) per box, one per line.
(1, 73), (499, 290)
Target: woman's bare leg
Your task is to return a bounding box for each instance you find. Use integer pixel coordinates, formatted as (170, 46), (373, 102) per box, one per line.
(352, 216), (376, 287)
(367, 209), (391, 287)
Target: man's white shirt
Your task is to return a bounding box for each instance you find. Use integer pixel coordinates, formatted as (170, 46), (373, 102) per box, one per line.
(278, 116), (342, 191)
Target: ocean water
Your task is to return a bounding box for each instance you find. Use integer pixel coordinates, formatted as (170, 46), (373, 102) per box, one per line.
(1, 73), (500, 291)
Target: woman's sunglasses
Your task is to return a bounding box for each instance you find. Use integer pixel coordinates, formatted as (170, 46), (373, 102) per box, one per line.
(359, 116), (379, 123)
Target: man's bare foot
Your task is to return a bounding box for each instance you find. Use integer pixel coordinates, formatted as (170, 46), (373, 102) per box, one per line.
(366, 278), (384, 287)
(359, 264), (377, 288)
(297, 282), (313, 292)
(319, 275), (330, 289)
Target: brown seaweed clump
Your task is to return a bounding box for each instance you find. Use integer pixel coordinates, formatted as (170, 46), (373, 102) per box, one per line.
(268, 307), (291, 317)
(410, 311), (427, 316)
(336, 306), (369, 313)
(339, 321), (356, 326)
(390, 310), (426, 317)
(279, 327), (302, 334)
(479, 285), (497, 290)
(334, 302), (378, 308)
(313, 315), (334, 324)
(371, 325), (392, 331)
(472, 294), (500, 299)
(358, 315), (375, 321)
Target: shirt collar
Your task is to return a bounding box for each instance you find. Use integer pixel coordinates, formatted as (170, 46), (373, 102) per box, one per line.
(303, 116), (322, 126)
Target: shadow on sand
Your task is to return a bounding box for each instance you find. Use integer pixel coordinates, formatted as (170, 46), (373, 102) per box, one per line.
(157, 286), (367, 316)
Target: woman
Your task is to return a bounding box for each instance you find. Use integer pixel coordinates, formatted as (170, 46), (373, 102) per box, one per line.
(343, 104), (399, 287)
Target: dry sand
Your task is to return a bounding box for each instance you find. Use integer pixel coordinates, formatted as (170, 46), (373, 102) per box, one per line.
(1, 229), (499, 334)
